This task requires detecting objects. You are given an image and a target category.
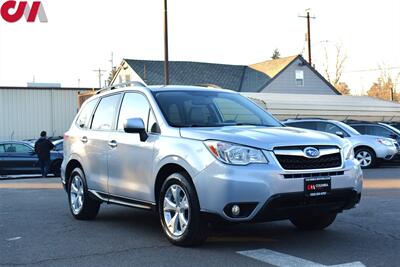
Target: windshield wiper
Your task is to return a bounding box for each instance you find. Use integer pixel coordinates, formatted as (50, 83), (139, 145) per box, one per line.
(233, 123), (269, 127)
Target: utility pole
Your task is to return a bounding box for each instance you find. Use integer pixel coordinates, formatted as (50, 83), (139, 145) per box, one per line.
(299, 9), (316, 66)
(109, 52), (114, 71)
(93, 68), (106, 89)
(163, 0), (170, 85)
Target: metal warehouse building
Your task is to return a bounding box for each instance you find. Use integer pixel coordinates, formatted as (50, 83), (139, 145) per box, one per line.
(1, 86), (400, 141)
(0, 87), (94, 140)
(244, 93), (400, 122)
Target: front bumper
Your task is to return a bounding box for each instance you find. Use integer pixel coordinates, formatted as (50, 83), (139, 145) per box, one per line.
(193, 155), (363, 222)
(375, 145), (398, 161)
(252, 189), (360, 222)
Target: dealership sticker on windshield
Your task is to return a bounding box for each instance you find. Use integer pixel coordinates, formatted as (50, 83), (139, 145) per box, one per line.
(304, 177), (331, 197)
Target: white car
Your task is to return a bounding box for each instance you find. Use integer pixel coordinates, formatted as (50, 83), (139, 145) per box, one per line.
(284, 119), (398, 168)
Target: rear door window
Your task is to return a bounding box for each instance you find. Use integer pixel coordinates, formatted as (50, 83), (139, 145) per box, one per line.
(91, 94), (121, 131)
(351, 125), (366, 134)
(4, 144), (32, 153)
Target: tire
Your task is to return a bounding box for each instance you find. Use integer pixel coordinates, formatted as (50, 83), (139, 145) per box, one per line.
(158, 172), (208, 246)
(290, 213), (337, 230)
(51, 160), (62, 177)
(354, 147), (376, 169)
(68, 167), (100, 220)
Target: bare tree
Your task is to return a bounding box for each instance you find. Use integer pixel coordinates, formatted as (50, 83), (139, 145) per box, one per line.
(107, 67), (117, 86)
(367, 64), (400, 102)
(323, 42), (349, 94)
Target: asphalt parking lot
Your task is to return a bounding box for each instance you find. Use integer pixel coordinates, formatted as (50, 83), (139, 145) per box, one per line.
(1, 167), (399, 267)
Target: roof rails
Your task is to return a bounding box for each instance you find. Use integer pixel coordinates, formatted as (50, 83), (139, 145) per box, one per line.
(283, 117), (329, 121)
(343, 119), (377, 124)
(96, 81), (147, 95)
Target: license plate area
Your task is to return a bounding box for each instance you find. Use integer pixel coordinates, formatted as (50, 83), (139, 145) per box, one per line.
(304, 177), (331, 197)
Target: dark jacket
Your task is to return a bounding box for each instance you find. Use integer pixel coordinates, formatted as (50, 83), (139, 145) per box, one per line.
(35, 137), (55, 161)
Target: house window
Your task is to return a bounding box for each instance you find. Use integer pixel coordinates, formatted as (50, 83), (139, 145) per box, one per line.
(295, 70), (304, 86)
(125, 74), (131, 82)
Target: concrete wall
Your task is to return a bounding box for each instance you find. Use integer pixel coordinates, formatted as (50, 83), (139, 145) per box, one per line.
(0, 87), (93, 140)
(260, 58), (337, 95)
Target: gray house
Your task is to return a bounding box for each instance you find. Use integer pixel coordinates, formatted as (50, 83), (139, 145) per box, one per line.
(111, 55), (339, 95)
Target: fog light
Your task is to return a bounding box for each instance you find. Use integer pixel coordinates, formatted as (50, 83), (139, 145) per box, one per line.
(231, 205), (240, 216)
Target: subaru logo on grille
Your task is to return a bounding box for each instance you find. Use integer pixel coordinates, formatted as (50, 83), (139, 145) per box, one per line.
(303, 147), (320, 158)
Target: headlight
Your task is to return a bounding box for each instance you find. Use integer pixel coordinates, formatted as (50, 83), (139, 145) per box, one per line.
(204, 140), (268, 165)
(342, 141), (354, 160)
(377, 138), (394, 146)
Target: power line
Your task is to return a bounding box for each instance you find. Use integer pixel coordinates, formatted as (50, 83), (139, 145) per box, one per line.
(344, 66), (400, 73)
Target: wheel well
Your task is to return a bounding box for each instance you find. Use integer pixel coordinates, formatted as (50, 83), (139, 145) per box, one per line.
(154, 163), (190, 204)
(65, 160), (83, 187)
(354, 145), (376, 156)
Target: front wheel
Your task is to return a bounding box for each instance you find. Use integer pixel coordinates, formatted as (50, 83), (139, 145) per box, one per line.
(68, 167), (101, 220)
(355, 148), (376, 169)
(158, 172), (208, 246)
(290, 213), (337, 230)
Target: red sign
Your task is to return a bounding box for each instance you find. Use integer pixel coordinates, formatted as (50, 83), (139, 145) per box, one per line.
(0, 1), (47, 23)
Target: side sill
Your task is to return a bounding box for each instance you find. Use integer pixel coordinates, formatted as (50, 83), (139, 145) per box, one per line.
(88, 190), (156, 211)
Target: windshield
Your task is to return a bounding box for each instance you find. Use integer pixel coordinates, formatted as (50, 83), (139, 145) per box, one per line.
(381, 123), (400, 135)
(153, 90), (282, 128)
(336, 121), (361, 136)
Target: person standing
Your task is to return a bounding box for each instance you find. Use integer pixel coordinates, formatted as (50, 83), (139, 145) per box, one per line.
(34, 131), (55, 178)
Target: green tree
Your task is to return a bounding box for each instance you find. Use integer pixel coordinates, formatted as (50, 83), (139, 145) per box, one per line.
(271, 49), (281, 60)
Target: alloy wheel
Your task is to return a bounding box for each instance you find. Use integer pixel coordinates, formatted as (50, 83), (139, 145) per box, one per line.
(70, 175), (84, 215)
(163, 184), (190, 237)
(356, 151), (372, 167)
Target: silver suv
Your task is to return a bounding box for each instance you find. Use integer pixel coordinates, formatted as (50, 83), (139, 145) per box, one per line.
(283, 119), (398, 168)
(61, 84), (362, 246)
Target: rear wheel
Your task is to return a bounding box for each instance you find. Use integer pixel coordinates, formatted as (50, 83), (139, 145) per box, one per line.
(158, 172), (208, 246)
(68, 167), (100, 220)
(355, 147), (376, 169)
(290, 213), (337, 230)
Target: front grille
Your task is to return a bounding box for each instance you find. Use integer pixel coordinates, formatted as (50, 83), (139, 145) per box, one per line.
(283, 171), (344, 179)
(274, 145), (342, 170)
(276, 153), (342, 170)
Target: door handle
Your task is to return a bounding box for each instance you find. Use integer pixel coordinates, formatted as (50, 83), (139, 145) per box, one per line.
(108, 140), (117, 148)
(80, 136), (88, 143)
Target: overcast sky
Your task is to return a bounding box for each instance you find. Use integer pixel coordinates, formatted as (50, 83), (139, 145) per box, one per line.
(0, 0), (399, 94)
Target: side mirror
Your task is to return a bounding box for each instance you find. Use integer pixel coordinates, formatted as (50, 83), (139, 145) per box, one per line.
(124, 118), (148, 142)
(335, 131), (345, 138)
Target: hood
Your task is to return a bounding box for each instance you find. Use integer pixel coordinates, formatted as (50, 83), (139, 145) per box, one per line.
(180, 126), (344, 150)
(348, 134), (396, 147)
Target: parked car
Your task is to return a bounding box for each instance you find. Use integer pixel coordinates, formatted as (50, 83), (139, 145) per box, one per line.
(53, 140), (63, 152)
(283, 119), (398, 168)
(61, 84), (362, 246)
(0, 141), (63, 176)
(346, 121), (400, 144)
(387, 122), (400, 131)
